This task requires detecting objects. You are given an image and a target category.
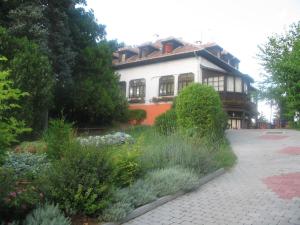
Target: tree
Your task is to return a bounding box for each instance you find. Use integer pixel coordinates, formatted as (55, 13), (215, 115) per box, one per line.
(0, 57), (29, 160)
(72, 42), (128, 124)
(10, 39), (54, 135)
(0, 0), (128, 129)
(258, 22), (300, 123)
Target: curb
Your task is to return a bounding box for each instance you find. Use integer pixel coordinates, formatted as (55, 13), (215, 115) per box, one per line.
(103, 168), (225, 225)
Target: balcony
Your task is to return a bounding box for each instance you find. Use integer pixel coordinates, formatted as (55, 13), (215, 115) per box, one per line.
(219, 92), (257, 115)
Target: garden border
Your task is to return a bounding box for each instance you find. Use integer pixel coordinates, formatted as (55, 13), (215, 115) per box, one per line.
(103, 168), (225, 225)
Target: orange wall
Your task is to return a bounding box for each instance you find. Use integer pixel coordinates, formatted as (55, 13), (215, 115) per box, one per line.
(129, 103), (172, 125)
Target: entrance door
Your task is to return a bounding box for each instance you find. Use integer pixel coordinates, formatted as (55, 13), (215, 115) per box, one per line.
(228, 119), (241, 129)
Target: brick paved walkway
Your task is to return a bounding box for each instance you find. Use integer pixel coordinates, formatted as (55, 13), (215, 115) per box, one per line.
(123, 129), (300, 225)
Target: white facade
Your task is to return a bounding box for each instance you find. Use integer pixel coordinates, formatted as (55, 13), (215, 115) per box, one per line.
(117, 56), (226, 104)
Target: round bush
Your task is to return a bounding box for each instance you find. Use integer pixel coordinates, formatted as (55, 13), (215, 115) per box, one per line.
(154, 109), (177, 135)
(176, 84), (227, 137)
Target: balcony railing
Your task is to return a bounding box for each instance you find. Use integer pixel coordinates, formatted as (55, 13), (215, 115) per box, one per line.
(219, 92), (257, 115)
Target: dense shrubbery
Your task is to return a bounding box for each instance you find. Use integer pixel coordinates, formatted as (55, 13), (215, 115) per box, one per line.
(154, 109), (177, 135)
(129, 109), (147, 123)
(0, 168), (44, 221)
(0, 83), (236, 223)
(176, 84), (227, 137)
(40, 144), (114, 216)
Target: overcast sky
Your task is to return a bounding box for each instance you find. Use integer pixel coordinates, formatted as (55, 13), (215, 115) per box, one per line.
(86, 0), (300, 120)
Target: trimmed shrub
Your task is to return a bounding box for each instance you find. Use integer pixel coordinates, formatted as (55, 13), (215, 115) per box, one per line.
(129, 109), (146, 123)
(3, 152), (50, 178)
(154, 109), (177, 135)
(40, 143), (114, 216)
(176, 83), (227, 137)
(24, 203), (71, 225)
(43, 118), (74, 160)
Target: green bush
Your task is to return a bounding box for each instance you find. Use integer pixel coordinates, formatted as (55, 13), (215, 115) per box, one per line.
(3, 152), (50, 179)
(24, 203), (71, 225)
(43, 118), (74, 160)
(0, 168), (43, 221)
(154, 109), (177, 135)
(176, 84), (227, 137)
(108, 137), (142, 187)
(40, 143), (114, 216)
(129, 109), (146, 123)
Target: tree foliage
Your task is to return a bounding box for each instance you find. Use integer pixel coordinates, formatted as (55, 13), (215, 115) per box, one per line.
(0, 57), (29, 159)
(0, 0), (127, 134)
(258, 22), (300, 122)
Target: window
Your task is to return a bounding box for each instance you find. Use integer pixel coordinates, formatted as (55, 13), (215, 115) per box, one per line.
(159, 76), (174, 96)
(244, 82), (248, 94)
(235, 77), (242, 92)
(178, 73), (194, 92)
(129, 79), (145, 98)
(203, 76), (224, 91)
(227, 76), (234, 92)
(119, 81), (126, 96)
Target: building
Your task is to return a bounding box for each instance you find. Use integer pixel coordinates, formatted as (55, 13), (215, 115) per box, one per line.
(113, 37), (257, 129)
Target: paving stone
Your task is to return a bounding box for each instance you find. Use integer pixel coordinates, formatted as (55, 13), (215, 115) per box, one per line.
(123, 129), (300, 225)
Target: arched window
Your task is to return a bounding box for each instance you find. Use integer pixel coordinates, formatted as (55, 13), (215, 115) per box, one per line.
(129, 79), (145, 98)
(119, 81), (126, 96)
(178, 73), (194, 92)
(159, 76), (174, 96)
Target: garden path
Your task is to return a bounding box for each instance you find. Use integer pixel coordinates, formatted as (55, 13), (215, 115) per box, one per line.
(123, 129), (300, 225)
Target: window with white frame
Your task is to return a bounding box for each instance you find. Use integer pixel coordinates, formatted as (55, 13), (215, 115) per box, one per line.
(227, 76), (234, 92)
(119, 81), (126, 96)
(203, 76), (224, 91)
(129, 79), (145, 98)
(178, 73), (194, 92)
(235, 77), (242, 93)
(159, 75), (174, 96)
(244, 82), (248, 94)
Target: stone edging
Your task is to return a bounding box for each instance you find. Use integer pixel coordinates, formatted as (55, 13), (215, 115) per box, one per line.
(103, 168), (225, 225)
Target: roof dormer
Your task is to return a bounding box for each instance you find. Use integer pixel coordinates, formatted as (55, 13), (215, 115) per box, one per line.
(205, 44), (223, 58)
(138, 42), (159, 58)
(118, 48), (138, 62)
(161, 37), (184, 54)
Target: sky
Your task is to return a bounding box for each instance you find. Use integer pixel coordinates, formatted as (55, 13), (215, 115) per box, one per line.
(86, 0), (300, 121)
